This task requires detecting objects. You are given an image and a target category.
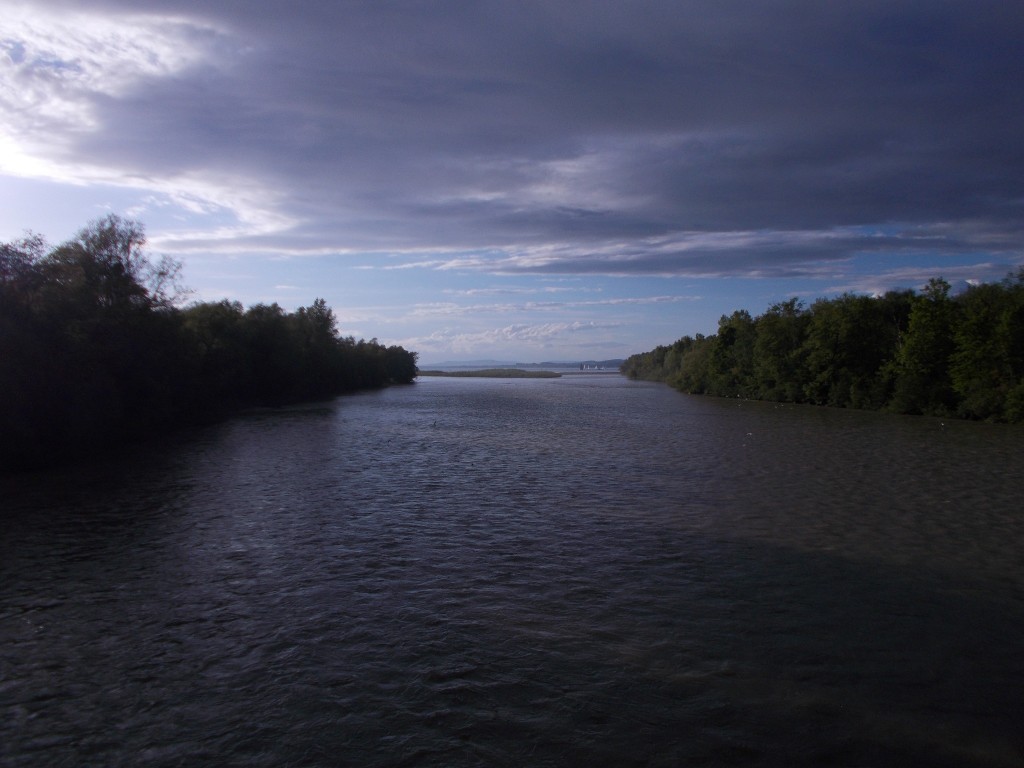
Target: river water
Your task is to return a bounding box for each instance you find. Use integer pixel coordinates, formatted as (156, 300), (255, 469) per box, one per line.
(2, 374), (1023, 767)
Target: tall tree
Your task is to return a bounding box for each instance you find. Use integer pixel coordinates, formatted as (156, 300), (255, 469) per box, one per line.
(753, 298), (808, 402)
(886, 279), (957, 415)
(708, 310), (756, 397)
(950, 272), (1024, 420)
(803, 292), (909, 408)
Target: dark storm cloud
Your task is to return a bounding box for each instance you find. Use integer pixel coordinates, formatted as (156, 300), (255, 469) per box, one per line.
(25, 0), (1024, 276)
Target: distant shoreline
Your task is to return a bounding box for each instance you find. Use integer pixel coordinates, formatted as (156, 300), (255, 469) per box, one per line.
(418, 369), (562, 378)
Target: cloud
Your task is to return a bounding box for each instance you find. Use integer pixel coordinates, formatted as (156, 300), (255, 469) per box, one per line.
(371, 223), (1023, 280)
(825, 261), (1023, 298)
(443, 286), (590, 297)
(2, 0), (1023, 285)
(0, 4), (291, 240)
(0, 6), (230, 165)
(408, 294), (699, 318)
(409, 320), (619, 356)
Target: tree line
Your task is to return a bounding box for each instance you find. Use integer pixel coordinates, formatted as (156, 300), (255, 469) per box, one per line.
(622, 274), (1024, 423)
(1, 215), (418, 470)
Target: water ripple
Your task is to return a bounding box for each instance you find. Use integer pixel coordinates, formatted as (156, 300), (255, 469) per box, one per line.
(2, 376), (1023, 766)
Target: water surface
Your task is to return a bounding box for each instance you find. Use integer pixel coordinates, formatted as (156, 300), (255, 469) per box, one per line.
(2, 375), (1022, 766)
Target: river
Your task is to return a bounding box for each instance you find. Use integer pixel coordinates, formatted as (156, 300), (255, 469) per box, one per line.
(2, 374), (1022, 767)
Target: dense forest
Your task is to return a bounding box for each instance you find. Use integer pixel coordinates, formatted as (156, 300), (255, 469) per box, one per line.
(1, 215), (418, 470)
(622, 274), (1024, 423)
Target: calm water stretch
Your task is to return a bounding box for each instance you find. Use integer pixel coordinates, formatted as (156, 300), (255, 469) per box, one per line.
(2, 374), (1023, 767)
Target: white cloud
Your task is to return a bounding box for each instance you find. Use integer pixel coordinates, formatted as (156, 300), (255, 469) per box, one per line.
(410, 320), (618, 356)
(827, 262), (1020, 298)
(0, 6), (226, 152)
(0, 5), (294, 243)
(407, 294), (698, 319)
(444, 286), (588, 297)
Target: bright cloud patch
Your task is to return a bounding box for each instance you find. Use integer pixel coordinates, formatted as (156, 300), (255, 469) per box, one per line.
(0, 7), (296, 246)
(415, 321), (616, 357)
(0, 7), (223, 195)
(1, 7), (223, 148)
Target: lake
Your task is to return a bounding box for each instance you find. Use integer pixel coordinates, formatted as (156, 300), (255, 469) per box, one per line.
(2, 374), (1022, 767)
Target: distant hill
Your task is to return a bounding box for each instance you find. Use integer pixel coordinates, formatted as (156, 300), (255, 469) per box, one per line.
(421, 359), (625, 370)
(419, 359), (517, 368)
(520, 359), (626, 369)
(418, 369), (562, 378)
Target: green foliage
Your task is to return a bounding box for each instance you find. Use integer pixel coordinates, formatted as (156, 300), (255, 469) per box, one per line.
(619, 343), (671, 381)
(622, 274), (1024, 423)
(949, 272), (1024, 420)
(708, 310), (757, 397)
(889, 278), (958, 416)
(752, 299), (809, 402)
(672, 334), (713, 393)
(0, 216), (418, 471)
(803, 291), (911, 409)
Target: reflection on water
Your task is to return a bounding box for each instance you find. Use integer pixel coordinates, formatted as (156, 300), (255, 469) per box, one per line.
(2, 375), (1023, 767)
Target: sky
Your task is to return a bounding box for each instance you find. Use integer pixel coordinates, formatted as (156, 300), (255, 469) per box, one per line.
(2, 1), (1023, 363)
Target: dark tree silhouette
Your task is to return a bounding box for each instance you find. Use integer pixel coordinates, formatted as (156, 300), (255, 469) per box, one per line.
(1, 216), (419, 471)
(623, 274), (1024, 423)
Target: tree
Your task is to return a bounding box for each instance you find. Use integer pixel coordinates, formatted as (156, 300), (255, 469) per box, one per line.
(180, 300), (250, 405)
(803, 292), (909, 409)
(240, 303), (298, 404)
(37, 215), (185, 316)
(622, 275), (1022, 423)
(890, 278), (958, 415)
(1, 217), (190, 467)
(950, 272), (1024, 421)
(708, 310), (756, 397)
(384, 345), (419, 384)
(0, 216), (425, 470)
(672, 334), (713, 393)
(752, 298), (808, 402)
